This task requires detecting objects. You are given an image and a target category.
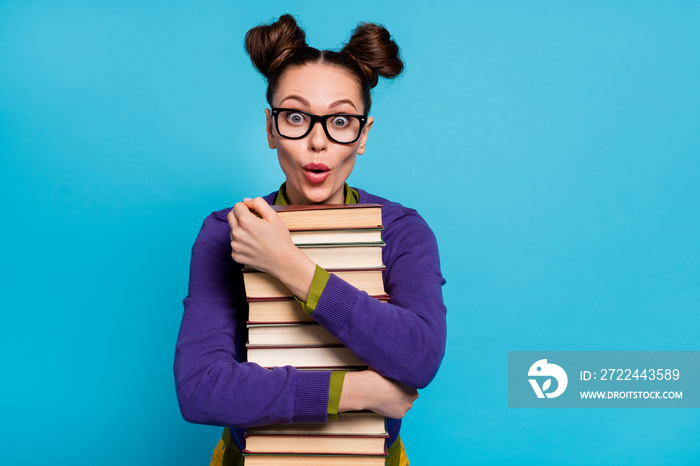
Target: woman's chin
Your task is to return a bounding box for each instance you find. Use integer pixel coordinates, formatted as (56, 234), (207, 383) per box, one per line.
(297, 185), (343, 205)
(303, 191), (333, 204)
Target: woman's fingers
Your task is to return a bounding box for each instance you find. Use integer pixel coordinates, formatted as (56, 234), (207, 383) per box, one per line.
(227, 208), (239, 230)
(339, 369), (420, 419)
(249, 196), (278, 222)
(228, 204), (251, 260)
(226, 197), (295, 274)
(232, 201), (255, 222)
(230, 198), (279, 233)
(242, 197), (255, 210)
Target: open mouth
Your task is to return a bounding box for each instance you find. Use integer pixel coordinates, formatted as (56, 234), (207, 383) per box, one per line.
(303, 163), (331, 184)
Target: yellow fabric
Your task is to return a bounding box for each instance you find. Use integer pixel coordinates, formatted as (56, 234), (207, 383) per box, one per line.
(210, 427), (244, 466)
(297, 265), (331, 316)
(210, 429), (408, 466)
(345, 185), (360, 204)
(274, 182), (359, 205)
(386, 436), (410, 466)
(275, 184), (288, 205)
(327, 370), (346, 420)
(209, 437), (224, 466)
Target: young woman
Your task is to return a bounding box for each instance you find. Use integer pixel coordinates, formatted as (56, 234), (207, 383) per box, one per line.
(174, 14), (447, 466)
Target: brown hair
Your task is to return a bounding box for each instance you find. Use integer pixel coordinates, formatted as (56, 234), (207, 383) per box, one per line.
(244, 14), (404, 114)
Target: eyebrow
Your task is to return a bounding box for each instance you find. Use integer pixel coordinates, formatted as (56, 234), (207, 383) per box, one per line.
(329, 99), (357, 111)
(279, 95), (358, 112)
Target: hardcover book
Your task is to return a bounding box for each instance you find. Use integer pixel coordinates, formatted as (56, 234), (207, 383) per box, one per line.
(246, 412), (387, 436)
(247, 323), (341, 346)
(246, 345), (366, 369)
(246, 296), (389, 324)
(296, 244), (384, 269)
(243, 434), (388, 455)
(290, 228), (383, 246)
(243, 269), (386, 299)
(243, 455), (386, 465)
(271, 204), (382, 231)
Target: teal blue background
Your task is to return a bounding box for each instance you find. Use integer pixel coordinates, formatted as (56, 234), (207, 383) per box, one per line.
(1, 1), (698, 464)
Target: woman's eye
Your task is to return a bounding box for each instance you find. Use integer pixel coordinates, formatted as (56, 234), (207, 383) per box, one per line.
(286, 112), (306, 125)
(331, 116), (349, 127)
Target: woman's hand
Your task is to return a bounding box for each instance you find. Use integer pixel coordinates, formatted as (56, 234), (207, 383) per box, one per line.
(227, 197), (316, 301)
(338, 369), (419, 419)
(227, 197), (293, 274)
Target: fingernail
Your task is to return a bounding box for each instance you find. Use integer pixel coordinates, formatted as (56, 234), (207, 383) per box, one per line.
(243, 197), (252, 201)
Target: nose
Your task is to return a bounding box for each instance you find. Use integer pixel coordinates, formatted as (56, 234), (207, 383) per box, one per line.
(307, 119), (328, 153)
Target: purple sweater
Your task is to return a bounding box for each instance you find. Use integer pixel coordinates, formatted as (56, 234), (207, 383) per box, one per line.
(174, 188), (447, 450)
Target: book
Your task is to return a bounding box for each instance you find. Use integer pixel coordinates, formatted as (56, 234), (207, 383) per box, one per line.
(246, 346), (366, 369)
(247, 323), (341, 347)
(247, 298), (315, 324)
(290, 228), (383, 246)
(246, 412), (387, 436)
(296, 244), (384, 269)
(243, 244), (384, 271)
(243, 455), (386, 465)
(243, 434), (388, 455)
(247, 296), (389, 324)
(243, 269), (386, 299)
(272, 204), (382, 231)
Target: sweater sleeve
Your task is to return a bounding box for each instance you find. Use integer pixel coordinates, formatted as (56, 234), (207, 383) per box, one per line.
(310, 209), (447, 389)
(173, 211), (330, 427)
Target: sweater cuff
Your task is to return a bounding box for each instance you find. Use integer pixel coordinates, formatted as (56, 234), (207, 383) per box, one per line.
(295, 265), (331, 316)
(327, 371), (346, 421)
(311, 273), (358, 336)
(294, 370), (330, 423)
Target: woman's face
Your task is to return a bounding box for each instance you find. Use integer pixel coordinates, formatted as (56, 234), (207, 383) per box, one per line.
(266, 63), (373, 205)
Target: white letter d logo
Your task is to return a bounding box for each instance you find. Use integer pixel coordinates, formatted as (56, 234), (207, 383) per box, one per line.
(528, 359), (568, 398)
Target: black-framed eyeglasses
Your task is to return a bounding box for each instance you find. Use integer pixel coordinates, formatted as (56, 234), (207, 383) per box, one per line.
(270, 108), (368, 144)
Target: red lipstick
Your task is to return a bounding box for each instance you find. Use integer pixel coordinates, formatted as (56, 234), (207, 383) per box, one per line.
(303, 163), (331, 184)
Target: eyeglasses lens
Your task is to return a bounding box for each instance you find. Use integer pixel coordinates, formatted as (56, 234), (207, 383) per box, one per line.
(277, 110), (361, 143)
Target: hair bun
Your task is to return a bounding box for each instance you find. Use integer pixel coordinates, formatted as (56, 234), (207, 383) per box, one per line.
(245, 14), (307, 77)
(341, 22), (404, 88)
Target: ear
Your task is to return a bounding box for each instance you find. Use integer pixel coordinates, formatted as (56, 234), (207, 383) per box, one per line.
(265, 108), (276, 149)
(356, 116), (373, 155)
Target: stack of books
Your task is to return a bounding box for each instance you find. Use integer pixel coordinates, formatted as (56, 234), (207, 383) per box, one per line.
(242, 204), (390, 464)
(244, 412), (388, 465)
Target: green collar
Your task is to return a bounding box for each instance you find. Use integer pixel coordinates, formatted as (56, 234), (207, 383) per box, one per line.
(274, 182), (359, 206)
